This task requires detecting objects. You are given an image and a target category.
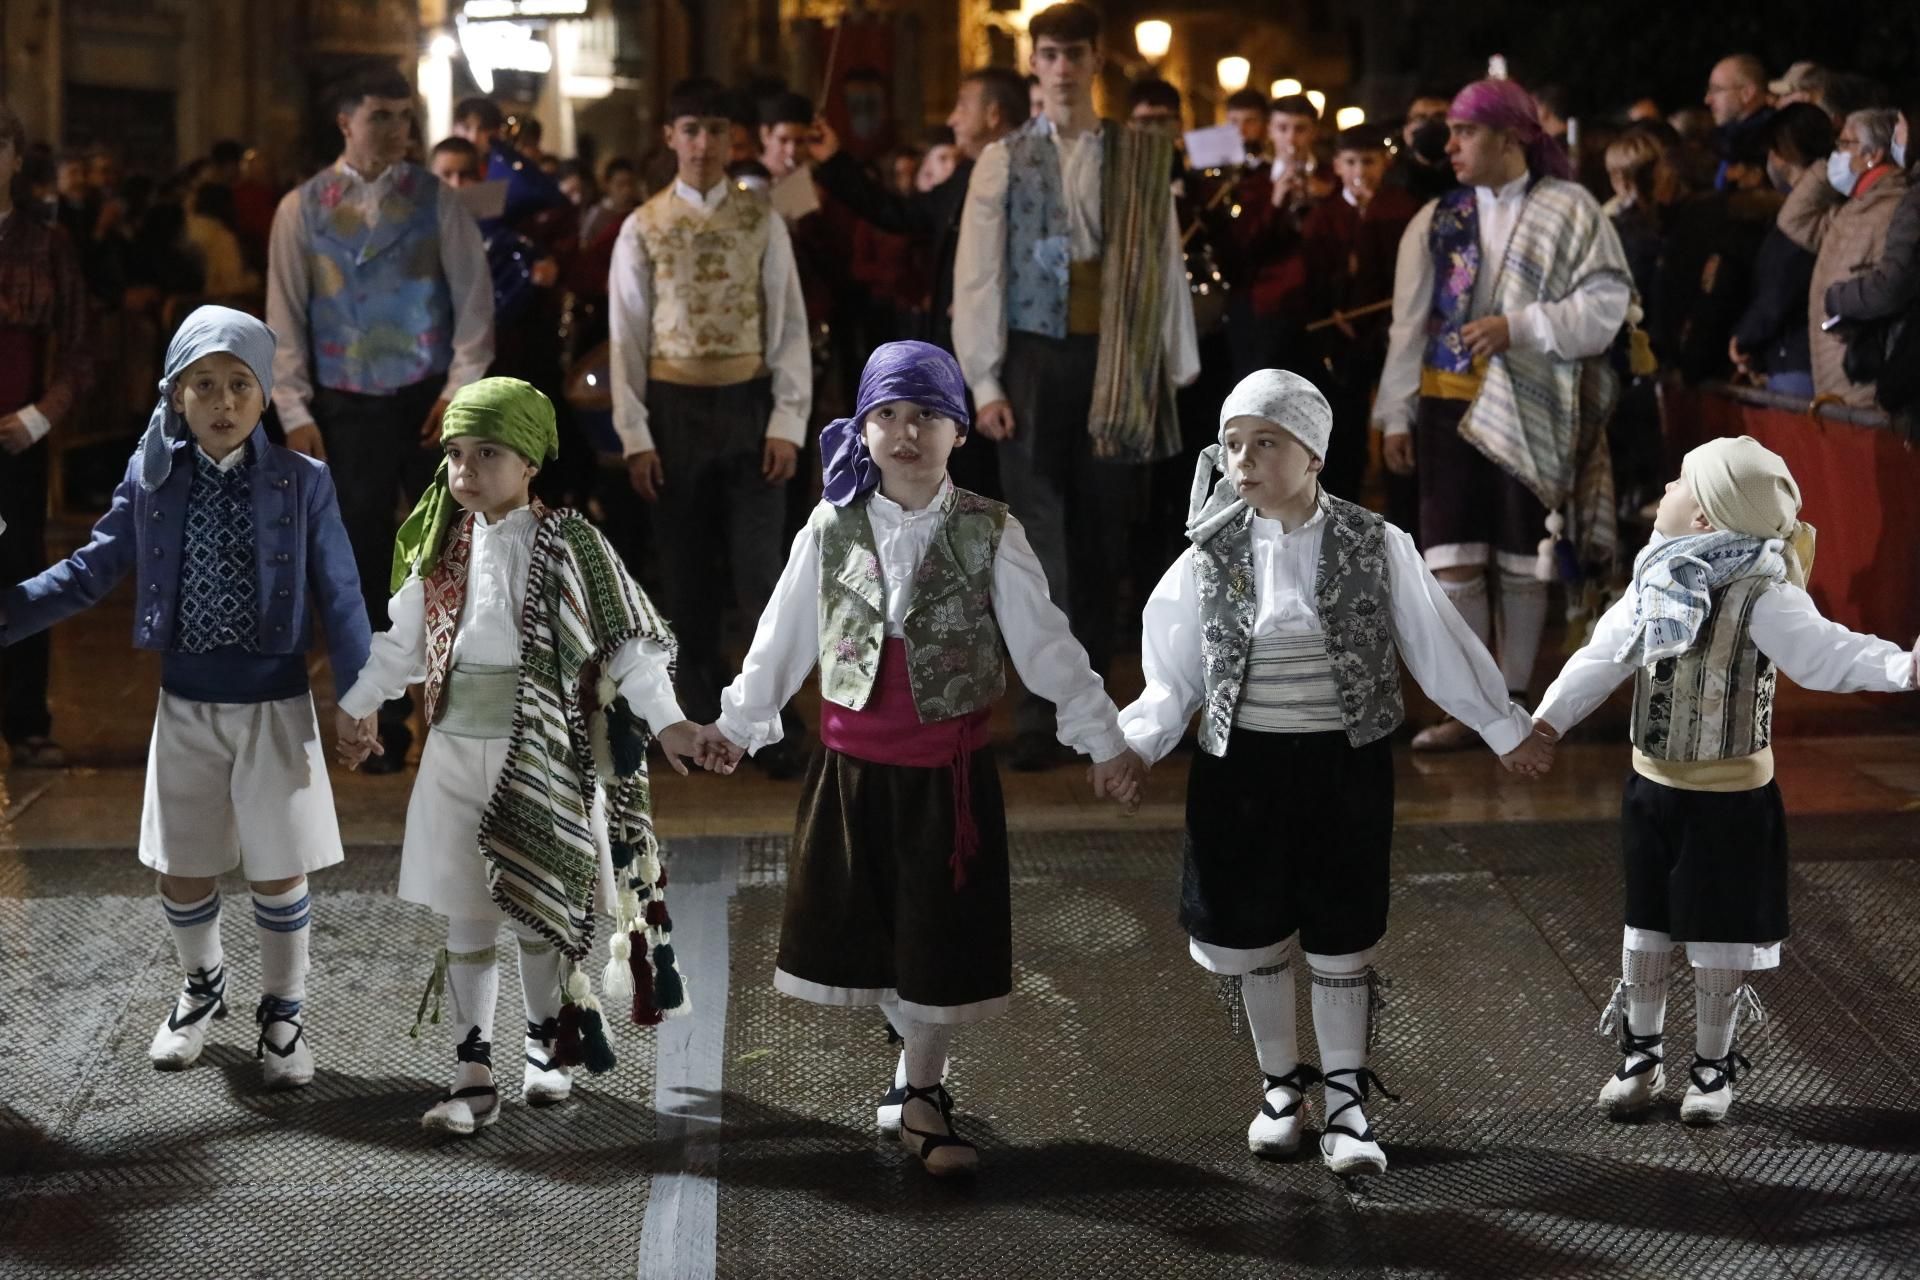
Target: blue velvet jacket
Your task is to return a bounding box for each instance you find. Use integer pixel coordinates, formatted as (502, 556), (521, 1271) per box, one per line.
(3, 426), (371, 702)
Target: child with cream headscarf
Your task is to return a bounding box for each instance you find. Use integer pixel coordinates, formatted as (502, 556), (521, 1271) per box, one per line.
(1534, 435), (1919, 1126)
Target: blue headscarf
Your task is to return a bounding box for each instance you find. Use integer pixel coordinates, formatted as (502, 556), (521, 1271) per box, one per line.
(819, 340), (971, 506)
(137, 306), (278, 492)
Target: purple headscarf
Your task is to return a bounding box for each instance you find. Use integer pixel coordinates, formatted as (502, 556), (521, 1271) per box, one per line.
(819, 340), (972, 506)
(1450, 78), (1575, 182)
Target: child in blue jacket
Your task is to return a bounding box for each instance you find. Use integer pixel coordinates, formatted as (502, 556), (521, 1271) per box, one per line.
(1, 306), (370, 1089)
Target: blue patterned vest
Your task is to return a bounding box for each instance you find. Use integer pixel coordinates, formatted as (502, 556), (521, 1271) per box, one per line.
(1002, 118), (1083, 339)
(300, 162), (455, 395)
(1423, 186), (1480, 375)
(1189, 493), (1404, 755)
(175, 449), (259, 653)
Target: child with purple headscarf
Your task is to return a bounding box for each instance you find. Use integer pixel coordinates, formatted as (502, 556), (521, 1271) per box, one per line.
(695, 340), (1141, 1177)
(1374, 77), (1633, 752)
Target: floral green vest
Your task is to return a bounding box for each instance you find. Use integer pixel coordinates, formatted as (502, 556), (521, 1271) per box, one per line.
(1630, 575), (1776, 762)
(1190, 492), (1404, 755)
(811, 488), (1008, 722)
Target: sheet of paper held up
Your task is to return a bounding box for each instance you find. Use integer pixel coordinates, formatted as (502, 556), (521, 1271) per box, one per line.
(457, 179), (509, 221)
(1183, 124), (1247, 170)
(770, 167), (821, 220)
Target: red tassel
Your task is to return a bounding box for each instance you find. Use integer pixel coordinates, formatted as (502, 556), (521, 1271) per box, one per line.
(947, 728), (979, 891)
(628, 931), (661, 1026)
(645, 899), (669, 928)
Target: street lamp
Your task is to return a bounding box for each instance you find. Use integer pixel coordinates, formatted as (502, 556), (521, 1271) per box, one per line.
(1305, 89), (1326, 114)
(1134, 20), (1172, 63)
(1217, 57), (1250, 93)
(1270, 77), (1302, 99)
(1335, 106), (1366, 129)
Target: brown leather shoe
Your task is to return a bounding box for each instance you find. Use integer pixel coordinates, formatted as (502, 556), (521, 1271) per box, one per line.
(1410, 717), (1480, 752)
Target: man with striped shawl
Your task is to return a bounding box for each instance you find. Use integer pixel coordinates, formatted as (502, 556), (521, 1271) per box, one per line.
(336, 377), (695, 1136)
(952, 0), (1200, 769)
(1375, 78), (1633, 751)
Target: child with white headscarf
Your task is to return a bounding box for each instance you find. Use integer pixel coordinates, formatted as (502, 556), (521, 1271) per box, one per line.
(1535, 435), (1919, 1126)
(1120, 368), (1546, 1176)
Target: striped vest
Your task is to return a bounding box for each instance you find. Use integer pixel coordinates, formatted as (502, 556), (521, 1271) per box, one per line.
(1630, 576), (1777, 762)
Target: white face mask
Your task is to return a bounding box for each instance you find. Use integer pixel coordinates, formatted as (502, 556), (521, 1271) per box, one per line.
(1827, 148), (1860, 195)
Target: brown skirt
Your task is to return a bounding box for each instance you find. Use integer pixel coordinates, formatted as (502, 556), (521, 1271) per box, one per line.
(773, 745), (1012, 1025)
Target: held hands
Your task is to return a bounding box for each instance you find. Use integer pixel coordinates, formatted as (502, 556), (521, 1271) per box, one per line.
(692, 723), (746, 775)
(654, 719), (700, 776)
(1460, 315), (1512, 360)
(333, 708), (382, 770)
(1089, 749), (1147, 814)
(1500, 720), (1560, 778)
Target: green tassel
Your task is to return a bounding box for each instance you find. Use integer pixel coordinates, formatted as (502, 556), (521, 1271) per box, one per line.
(652, 942), (685, 1011)
(578, 1007), (618, 1074)
(607, 696), (646, 775)
(611, 839), (637, 870)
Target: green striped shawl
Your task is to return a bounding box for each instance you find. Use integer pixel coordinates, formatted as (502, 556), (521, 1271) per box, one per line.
(479, 509), (676, 960)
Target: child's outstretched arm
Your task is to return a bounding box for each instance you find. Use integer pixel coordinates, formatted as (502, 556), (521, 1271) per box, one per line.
(1532, 590), (1640, 740)
(0, 460), (140, 642)
(306, 463), (374, 700)
(603, 636), (697, 775)
(334, 576), (428, 742)
(1747, 583), (1918, 694)
(1117, 549), (1207, 771)
(991, 517), (1133, 790)
(710, 526), (825, 766)
(1385, 525), (1538, 758)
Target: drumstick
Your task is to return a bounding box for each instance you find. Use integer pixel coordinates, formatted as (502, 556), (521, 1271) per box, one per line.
(1304, 298), (1394, 332)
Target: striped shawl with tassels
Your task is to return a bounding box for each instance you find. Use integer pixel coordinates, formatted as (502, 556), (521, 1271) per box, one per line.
(476, 507), (675, 965)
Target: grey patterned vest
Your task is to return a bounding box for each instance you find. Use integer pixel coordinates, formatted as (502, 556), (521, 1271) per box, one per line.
(1191, 493), (1404, 755)
(1630, 575), (1776, 762)
(811, 489), (1008, 722)
(1003, 118), (1096, 339)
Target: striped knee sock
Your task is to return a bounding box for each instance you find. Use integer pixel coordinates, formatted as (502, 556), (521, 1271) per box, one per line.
(252, 882), (312, 1014)
(161, 890), (225, 1008)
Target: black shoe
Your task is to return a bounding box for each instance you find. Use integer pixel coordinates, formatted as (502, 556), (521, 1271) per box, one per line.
(1007, 729), (1059, 772)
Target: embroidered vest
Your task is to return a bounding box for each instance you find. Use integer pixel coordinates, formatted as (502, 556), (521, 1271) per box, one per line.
(632, 184), (769, 377)
(1190, 494), (1405, 755)
(174, 451), (260, 654)
(1423, 185), (1480, 376)
(1003, 119), (1089, 339)
(1630, 576), (1776, 762)
(300, 162), (454, 395)
(812, 489), (1007, 723)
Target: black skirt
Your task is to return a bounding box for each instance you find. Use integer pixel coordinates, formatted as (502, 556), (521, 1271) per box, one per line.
(774, 745), (1012, 1024)
(1622, 773), (1789, 945)
(1181, 727), (1394, 965)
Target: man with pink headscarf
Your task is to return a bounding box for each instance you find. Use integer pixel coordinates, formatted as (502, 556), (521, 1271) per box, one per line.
(1375, 78), (1633, 751)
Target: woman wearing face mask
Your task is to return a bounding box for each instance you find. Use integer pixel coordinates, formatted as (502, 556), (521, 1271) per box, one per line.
(1730, 104), (1834, 400)
(1820, 105), (1920, 407)
(1777, 106), (1909, 407)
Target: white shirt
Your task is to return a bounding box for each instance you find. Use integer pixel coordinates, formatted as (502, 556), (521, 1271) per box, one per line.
(715, 481), (1128, 762)
(952, 119), (1201, 409)
(337, 506), (685, 733)
(606, 178), (812, 456)
(1119, 504), (1534, 765)
(1374, 173), (1632, 436)
(1534, 581), (1917, 737)
(266, 160), (495, 432)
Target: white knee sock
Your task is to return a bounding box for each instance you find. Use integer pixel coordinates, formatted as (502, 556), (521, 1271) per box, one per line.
(1309, 955), (1381, 1141)
(514, 925), (564, 1036)
(160, 889), (225, 1008)
(252, 881), (311, 1007)
(1617, 933), (1670, 1066)
(1437, 574), (1493, 651)
(1495, 570), (1549, 694)
(1240, 961), (1299, 1079)
(1693, 967), (1748, 1062)
(901, 1021), (955, 1091)
(443, 917), (501, 1088)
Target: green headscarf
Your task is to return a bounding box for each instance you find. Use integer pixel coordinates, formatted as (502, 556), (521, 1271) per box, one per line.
(391, 377), (561, 591)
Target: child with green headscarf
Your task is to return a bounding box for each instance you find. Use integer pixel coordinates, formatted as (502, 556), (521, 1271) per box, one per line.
(1536, 435), (1919, 1128)
(337, 376), (699, 1136)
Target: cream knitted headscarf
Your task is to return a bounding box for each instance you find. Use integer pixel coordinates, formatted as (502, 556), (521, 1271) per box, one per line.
(1680, 436), (1816, 587)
